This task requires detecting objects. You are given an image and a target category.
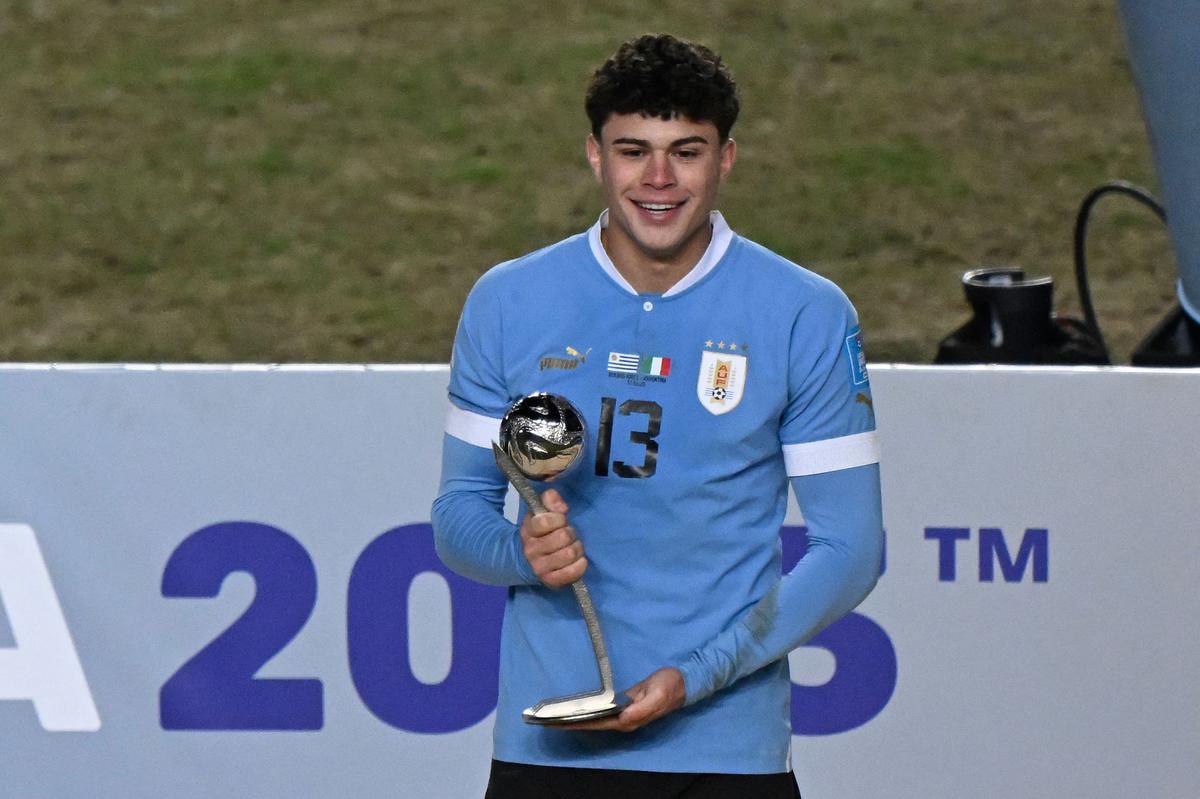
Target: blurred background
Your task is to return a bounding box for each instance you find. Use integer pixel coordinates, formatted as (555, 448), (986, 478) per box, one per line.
(0, 0), (1175, 363)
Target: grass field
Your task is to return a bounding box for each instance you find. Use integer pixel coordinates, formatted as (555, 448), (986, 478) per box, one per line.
(0, 0), (1178, 364)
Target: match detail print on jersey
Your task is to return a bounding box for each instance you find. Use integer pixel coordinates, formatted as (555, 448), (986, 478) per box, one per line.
(608, 352), (673, 386)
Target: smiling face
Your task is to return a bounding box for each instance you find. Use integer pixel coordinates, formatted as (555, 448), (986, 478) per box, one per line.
(586, 113), (736, 293)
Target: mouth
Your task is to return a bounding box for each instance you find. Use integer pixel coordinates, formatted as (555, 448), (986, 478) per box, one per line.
(631, 199), (686, 220)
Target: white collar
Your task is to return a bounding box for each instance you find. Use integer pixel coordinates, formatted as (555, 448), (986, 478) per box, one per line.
(587, 210), (734, 297)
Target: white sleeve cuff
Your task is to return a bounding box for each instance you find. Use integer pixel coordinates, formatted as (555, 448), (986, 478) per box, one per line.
(445, 404), (501, 449)
(783, 430), (880, 477)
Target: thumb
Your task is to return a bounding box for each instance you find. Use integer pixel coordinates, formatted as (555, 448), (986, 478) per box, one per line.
(540, 488), (568, 514)
(624, 678), (650, 702)
(619, 678), (654, 715)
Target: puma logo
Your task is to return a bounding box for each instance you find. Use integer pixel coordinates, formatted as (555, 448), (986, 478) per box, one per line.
(541, 346), (592, 371)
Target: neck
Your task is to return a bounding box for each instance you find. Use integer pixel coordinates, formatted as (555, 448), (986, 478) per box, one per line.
(600, 222), (713, 295)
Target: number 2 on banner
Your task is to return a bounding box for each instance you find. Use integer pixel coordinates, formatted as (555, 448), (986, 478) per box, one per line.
(160, 522), (323, 730)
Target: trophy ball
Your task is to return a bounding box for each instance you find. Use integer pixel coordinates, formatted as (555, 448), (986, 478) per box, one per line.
(499, 393), (586, 481)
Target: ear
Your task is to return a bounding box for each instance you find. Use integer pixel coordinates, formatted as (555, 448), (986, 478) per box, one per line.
(586, 134), (604, 183)
(719, 137), (737, 179)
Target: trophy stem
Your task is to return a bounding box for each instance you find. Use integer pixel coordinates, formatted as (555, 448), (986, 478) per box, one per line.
(569, 580), (616, 694)
(493, 442), (624, 722)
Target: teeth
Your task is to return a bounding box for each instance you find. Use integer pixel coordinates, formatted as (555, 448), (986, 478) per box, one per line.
(638, 202), (678, 211)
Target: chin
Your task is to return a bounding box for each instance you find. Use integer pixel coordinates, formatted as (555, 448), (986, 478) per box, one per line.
(630, 234), (686, 259)
(639, 225), (706, 257)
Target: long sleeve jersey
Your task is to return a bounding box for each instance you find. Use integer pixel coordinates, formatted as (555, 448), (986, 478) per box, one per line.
(433, 211), (883, 773)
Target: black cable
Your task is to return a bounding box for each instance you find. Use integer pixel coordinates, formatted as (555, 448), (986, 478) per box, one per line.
(1073, 180), (1167, 363)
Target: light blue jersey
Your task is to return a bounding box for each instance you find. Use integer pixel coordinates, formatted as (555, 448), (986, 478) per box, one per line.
(433, 212), (882, 774)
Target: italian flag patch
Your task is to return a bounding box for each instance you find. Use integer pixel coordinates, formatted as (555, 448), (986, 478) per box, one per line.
(640, 355), (671, 377)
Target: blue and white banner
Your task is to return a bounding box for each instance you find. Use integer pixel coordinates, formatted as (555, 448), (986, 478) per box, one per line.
(0, 364), (1197, 798)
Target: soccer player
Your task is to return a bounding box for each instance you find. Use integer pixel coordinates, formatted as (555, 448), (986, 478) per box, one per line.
(432, 33), (883, 798)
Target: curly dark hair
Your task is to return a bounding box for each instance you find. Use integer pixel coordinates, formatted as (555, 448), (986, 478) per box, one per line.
(585, 34), (740, 141)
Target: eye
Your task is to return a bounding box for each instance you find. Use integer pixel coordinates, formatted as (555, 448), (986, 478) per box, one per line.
(618, 148), (644, 158)
(674, 149), (699, 160)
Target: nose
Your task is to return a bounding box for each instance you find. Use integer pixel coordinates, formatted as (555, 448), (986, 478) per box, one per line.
(643, 152), (676, 189)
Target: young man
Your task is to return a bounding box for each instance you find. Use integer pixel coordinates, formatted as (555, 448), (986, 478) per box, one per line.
(433, 34), (883, 798)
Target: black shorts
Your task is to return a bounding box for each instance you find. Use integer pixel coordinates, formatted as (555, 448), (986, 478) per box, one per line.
(484, 759), (802, 799)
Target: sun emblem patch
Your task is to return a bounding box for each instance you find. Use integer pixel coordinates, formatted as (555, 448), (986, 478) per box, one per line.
(697, 340), (747, 415)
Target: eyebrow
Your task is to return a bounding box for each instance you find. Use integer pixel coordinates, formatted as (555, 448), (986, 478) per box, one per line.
(611, 135), (711, 148)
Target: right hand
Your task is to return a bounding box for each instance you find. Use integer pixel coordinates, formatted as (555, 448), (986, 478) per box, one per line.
(520, 488), (587, 589)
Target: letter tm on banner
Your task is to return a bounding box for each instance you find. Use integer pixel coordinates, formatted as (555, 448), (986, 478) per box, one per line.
(924, 527), (1050, 583)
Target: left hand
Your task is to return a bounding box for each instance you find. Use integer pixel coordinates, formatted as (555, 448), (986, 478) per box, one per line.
(564, 667), (686, 733)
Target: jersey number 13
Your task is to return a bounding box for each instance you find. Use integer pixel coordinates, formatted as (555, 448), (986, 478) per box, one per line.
(594, 397), (661, 479)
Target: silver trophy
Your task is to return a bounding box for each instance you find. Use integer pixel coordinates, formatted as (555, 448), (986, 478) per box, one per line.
(492, 393), (625, 725)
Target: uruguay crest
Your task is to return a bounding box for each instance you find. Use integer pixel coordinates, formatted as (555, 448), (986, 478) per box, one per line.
(697, 346), (747, 415)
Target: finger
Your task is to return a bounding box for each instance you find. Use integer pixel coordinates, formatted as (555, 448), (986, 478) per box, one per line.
(524, 511), (568, 535)
(624, 679), (649, 702)
(616, 693), (659, 727)
(540, 489), (568, 514)
(523, 528), (579, 558)
(561, 716), (624, 731)
(614, 672), (682, 728)
(530, 542), (584, 574)
(627, 670), (663, 702)
(522, 512), (568, 538)
(541, 556), (587, 588)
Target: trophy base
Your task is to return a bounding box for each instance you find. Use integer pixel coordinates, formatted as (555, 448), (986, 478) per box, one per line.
(521, 690), (628, 725)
